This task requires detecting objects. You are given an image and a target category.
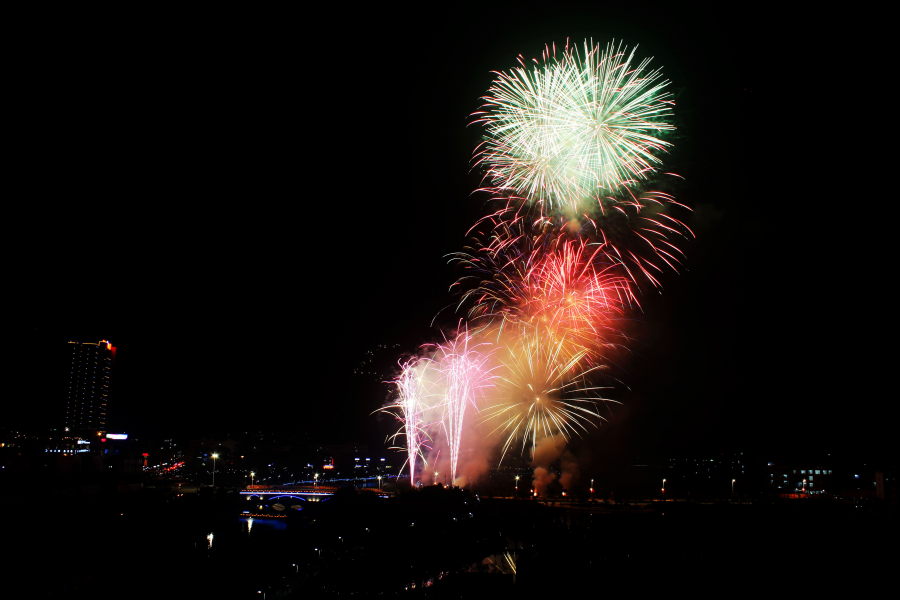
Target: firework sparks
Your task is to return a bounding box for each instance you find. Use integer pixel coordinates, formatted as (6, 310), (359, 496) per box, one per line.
(433, 327), (496, 483)
(474, 39), (675, 212)
(395, 358), (430, 483)
(480, 322), (617, 463)
(450, 212), (633, 364)
(453, 194), (692, 298)
(380, 358), (435, 483)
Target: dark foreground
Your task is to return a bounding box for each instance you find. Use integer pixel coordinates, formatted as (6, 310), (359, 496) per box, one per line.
(9, 487), (895, 598)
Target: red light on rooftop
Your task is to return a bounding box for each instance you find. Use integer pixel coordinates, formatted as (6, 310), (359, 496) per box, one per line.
(101, 438), (106, 442)
(142, 453), (149, 457)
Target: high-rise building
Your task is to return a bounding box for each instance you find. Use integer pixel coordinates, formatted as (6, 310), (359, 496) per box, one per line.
(66, 340), (116, 435)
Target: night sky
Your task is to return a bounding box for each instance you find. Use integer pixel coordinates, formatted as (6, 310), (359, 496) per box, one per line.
(11, 4), (890, 459)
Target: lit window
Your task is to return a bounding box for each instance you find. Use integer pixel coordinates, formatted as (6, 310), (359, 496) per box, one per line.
(801, 470), (806, 475)
(815, 470), (820, 475)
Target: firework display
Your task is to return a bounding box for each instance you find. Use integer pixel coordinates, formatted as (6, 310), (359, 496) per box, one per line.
(433, 329), (496, 485)
(382, 358), (433, 483)
(380, 39), (689, 486)
(449, 211), (634, 363)
(473, 40), (674, 213)
(481, 322), (617, 463)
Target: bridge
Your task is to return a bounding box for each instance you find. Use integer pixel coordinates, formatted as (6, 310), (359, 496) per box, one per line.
(241, 485), (389, 502)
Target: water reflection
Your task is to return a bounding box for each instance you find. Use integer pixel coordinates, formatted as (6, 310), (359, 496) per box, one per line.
(482, 551), (517, 577)
(239, 517), (287, 536)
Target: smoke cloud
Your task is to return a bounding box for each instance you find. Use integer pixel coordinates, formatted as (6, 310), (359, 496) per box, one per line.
(532, 466), (557, 495)
(559, 450), (580, 490)
(531, 435), (567, 467)
(530, 435), (567, 494)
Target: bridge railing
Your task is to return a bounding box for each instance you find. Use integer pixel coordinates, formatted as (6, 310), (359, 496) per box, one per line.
(243, 485), (340, 493)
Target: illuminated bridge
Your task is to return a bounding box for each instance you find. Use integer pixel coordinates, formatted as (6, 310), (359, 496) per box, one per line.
(241, 486), (389, 502)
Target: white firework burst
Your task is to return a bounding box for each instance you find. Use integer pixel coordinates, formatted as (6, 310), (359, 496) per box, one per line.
(474, 39), (675, 212)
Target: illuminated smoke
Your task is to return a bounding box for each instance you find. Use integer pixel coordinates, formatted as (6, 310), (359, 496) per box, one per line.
(532, 466), (557, 496)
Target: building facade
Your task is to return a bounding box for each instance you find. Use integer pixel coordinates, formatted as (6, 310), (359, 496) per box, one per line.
(66, 340), (115, 435)
(765, 460), (834, 495)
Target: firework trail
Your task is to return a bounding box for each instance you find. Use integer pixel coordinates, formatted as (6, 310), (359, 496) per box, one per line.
(395, 358), (431, 483)
(474, 39), (675, 213)
(378, 358), (436, 483)
(433, 327), (496, 483)
(479, 322), (617, 463)
(483, 551), (518, 576)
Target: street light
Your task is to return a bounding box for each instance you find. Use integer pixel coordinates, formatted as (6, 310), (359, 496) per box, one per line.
(732, 478), (736, 494)
(377, 475), (382, 490)
(314, 473), (318, 490)
(211, 453), (218, 488)
(590, 478), (594, 502)
(434, 471), (439, 485)
(250, 471), (255, 487)
(662, 479), (666, 501)
(515, 475), (519, 498)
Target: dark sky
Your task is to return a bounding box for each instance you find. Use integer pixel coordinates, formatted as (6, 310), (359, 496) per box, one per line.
(11, 4), (891, 458)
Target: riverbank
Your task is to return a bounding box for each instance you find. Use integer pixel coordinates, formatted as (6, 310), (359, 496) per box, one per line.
(9, 485), (895, 597)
